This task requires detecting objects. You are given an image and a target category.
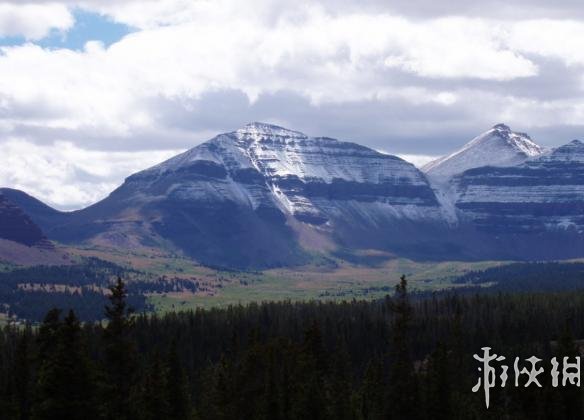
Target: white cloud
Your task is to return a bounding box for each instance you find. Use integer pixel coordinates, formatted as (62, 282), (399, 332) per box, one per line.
(0, 3), (73, 40)
(0, 1), (584, 208)
(0, 8), (543, 140)
(0, 139), (181, 209)
(382, 17), (537, 80)
(509, 20), (584, 68)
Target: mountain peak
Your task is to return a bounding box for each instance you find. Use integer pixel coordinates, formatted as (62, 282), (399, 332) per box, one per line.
(423, 124), (544, 180)
(236, 122), (307, 139)
(492, 123), (511, 131)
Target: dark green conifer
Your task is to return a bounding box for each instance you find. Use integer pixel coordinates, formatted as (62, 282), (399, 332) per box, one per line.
(387, 276), (419, 419)
(33, 310), (96, 420)
(166, 339), (192, 420)
(101, 277), (137, 420)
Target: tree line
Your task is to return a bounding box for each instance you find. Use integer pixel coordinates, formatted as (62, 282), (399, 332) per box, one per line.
(2, 276), (584, 418)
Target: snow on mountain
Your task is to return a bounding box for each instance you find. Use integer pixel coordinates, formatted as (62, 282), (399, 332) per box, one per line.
(25, 122), (446, 267)
(422, 124), (545, 181)
(454, 138), (584, 235)
(151, 122), (426, 184)
(8, 122), (584, 265)
(137, 122), (443, 225)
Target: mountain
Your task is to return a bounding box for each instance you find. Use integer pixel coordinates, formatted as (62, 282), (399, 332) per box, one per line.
(6, 122), (584, 266)
(4, 123), (452, 268)
(0, 193), (51, 248)
(423, 124), (545, 181)
(0, 192), (69, 265)
(453, 139), (584, 259)
(0, 188), (71, 232)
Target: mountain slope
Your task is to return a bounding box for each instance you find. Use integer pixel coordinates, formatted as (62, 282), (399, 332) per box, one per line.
(423, 124), (545, 181)
(0, 188), (72, 234)
(0, 192), (68, 265)
(0, 193), (51, 248)
(453, 139), (584, 259)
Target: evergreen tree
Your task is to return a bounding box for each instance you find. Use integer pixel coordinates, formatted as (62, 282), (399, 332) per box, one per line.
(425, 342), (452, 420)
(33, 310), (96, 420)
(0, 328), (13, 418)
(199, 356), (237, 420)
(387, 276), (418, 419)
(291, 322), (328, 420)
(13, 329), (32, 420)
(326, 341), (353, 420)
(166, 339), (192, 420)
(137, 350), (171, 420)
(101, 277), (137, 420)
(358, 359), (385, 420)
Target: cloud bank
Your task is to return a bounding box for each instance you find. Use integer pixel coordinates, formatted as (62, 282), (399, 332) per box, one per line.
(0, 0), (584, 208)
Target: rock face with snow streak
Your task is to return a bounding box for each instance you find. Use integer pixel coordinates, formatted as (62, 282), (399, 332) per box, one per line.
(423, 124), (545, 181)
(8, 123), (448, 268)
(453, 139), (584, 259)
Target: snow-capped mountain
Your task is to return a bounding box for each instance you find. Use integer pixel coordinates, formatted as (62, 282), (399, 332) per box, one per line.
(139, 122), (442, 224)
(6, 123), (450, 268)
(6, 122), (584, 266)
(452, 139), (584, 259)
(423, 124), (545, 181)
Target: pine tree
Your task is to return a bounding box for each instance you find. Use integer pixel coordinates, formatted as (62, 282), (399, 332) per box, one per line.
(425, 342), (452, 420)
(359, 358), (385, 420)
(137, 350), (171, 420)
(33, 310), (96, 420)
(291, 322), (328, 420)
(101, 277), (137, 420)
(166, 339), (192, 420)
(326, 341), (353, 420)
(13, 329), (32, 420)
(387, 276), (419, 419)
(199, 355), (237, 420)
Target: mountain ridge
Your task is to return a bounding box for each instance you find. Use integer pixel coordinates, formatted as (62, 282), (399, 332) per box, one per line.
(4, 123), (454, 268)
(3, 122), (584, 267)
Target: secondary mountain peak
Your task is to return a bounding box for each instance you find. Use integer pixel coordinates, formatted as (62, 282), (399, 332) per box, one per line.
(532, 138), (584, 164)
(567, 139), (584, 147)
(423, 123), (545, 180)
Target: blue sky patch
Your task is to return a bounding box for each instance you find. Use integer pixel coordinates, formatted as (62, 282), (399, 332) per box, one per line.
(0, 9), (132, 50)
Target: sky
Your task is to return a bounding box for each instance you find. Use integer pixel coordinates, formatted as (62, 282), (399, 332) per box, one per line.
(1, 1), (584, 209)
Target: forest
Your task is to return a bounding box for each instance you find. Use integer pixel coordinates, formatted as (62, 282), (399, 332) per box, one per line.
(1, 276), (584, 419)
(0, 258), (200, 320)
